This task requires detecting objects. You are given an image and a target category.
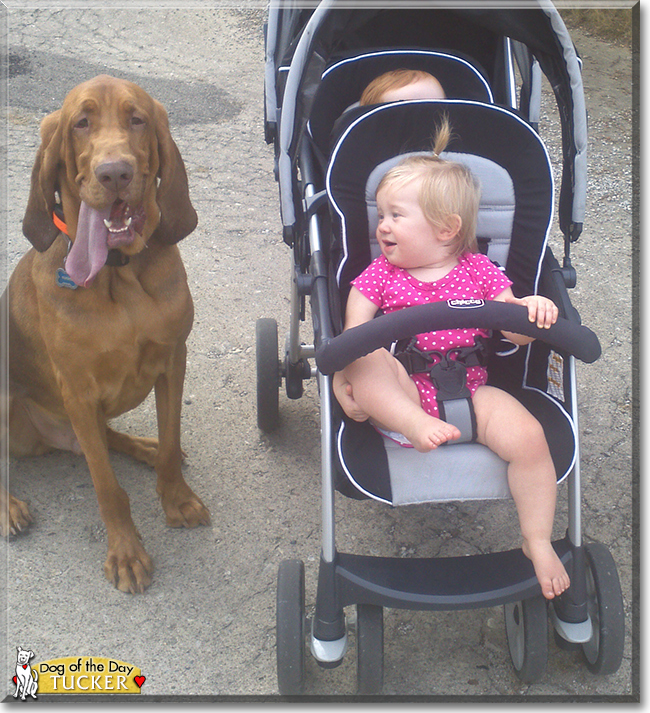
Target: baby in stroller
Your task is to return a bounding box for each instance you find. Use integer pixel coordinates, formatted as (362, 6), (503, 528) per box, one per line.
(334, 117), (569, 601)
(360, 69), (446, 105)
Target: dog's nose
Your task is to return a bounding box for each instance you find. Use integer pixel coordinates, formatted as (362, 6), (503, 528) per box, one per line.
(95, 160), (134, 192)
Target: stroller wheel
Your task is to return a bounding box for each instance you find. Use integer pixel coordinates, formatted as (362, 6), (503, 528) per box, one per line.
(581, 542), (625, 675)
(276, 559), (307, 695)
(256, 318), (281, 432)
(504, 596), (548, 683)
(356, 603), (383, 694)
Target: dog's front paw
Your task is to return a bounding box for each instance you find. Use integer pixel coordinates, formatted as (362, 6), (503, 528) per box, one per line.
(104, 536), (154, 594)
(159, 480), (210, 528)
(0, 493), (32, 537)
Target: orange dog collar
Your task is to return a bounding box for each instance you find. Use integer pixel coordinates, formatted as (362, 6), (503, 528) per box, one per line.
(53, 207), (68, 236)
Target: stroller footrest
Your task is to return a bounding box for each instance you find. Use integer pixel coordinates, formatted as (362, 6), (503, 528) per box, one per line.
(336, 537), (571, 611)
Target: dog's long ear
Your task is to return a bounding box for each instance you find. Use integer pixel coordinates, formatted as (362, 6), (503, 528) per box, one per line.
(22, 110), (65, 251)
(151, 99), (197, 244)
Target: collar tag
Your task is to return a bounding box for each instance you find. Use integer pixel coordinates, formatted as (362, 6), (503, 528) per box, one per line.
(56, 267), (78, 290)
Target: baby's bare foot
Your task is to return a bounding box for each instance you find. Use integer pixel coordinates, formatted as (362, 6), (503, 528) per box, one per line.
(523, 539), (570, 599)
(402, 411), (461, 453)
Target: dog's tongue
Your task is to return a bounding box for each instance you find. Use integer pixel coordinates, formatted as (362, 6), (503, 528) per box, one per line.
(65, 201), (111, 288)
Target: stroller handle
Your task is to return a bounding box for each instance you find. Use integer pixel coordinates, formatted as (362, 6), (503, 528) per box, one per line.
(315, 300), (601, 375)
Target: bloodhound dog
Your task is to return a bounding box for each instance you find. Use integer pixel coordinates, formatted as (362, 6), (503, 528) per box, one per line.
(1, 75), (210, 593)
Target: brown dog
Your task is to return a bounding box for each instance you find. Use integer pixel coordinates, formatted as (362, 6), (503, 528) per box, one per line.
(1, 75), (210, 593)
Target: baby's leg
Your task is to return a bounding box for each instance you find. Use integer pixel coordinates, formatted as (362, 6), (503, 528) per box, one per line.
(473, 385), (570, 599)
(342, 349), (460, 451)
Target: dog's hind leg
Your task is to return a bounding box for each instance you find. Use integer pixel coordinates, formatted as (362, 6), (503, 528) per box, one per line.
(9, 396), (80, 457)
(1, 396), (33, 536)
(106, 428), (158, 467)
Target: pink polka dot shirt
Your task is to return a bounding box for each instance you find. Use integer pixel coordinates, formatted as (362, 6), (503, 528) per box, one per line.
(351, 251), (513, 417)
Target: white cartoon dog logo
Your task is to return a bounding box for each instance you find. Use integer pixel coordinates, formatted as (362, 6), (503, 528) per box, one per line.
(13, 646), (38, 700)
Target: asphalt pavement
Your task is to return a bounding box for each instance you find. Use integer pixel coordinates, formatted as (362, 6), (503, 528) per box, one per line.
(1, 3), (637, 702)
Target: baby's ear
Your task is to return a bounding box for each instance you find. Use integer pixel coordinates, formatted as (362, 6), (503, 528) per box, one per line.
(440, 214), (462, 241)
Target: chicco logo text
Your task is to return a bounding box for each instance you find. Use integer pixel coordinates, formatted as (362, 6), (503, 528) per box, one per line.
(447, 298), (485, 308)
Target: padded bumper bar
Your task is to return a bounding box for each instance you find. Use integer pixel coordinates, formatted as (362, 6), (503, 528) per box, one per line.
(315, 300), (601, 375)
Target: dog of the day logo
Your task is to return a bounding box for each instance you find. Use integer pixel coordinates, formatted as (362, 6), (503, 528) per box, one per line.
(12, 647), (38, 701)
(11, 648), (145, 696)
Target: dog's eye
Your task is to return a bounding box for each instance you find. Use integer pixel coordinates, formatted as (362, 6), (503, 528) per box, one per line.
(74, 117), (89, 130)
(131, 116), (145, 127)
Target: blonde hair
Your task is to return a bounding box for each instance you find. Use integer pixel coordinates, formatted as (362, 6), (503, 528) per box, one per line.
(377, 117), (480, 256)
(360, 69), (445, 106)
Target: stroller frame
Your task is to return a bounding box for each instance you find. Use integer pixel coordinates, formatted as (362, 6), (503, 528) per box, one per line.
(261, 1), (625, 694)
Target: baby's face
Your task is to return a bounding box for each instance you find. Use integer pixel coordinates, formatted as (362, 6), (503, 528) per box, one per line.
(376, 180), (448, 270)
(380, 76), (446, 103)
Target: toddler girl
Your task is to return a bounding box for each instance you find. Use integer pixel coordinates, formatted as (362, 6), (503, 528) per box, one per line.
(334, 118), (569, 600)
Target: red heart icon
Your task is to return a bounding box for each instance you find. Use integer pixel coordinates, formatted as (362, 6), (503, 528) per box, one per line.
(134, 675), (146, 688)
(12, 676), (17, 685)
(23, 665), (28, 669)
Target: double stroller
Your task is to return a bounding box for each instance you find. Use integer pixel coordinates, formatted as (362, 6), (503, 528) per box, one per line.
(258, 1), (625, 695)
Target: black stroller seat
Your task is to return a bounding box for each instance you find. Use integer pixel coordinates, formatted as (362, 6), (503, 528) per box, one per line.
(323, 99), (578, 506)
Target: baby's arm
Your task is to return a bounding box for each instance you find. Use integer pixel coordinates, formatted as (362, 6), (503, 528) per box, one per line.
(343, 286), (382, 330)
(494, 287), (559, 345)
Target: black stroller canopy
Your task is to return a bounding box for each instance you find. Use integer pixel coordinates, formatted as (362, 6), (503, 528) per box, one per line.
(268, 2), (587, 244)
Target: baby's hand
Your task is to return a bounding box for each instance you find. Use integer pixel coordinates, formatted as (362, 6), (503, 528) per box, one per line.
(507, 294), (559, 329)
(332, 371), (369, 422)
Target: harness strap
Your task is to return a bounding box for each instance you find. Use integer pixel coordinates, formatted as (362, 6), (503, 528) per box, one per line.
(394, 336), (491, 444)
(394, 335), (490, 374)
(429, 357), (477, 443)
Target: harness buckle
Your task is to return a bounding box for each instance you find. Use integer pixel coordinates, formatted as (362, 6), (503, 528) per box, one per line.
(429, 354), (472, 401)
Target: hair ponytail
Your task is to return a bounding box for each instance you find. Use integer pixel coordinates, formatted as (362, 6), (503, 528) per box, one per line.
(432, 113), (452, 157)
